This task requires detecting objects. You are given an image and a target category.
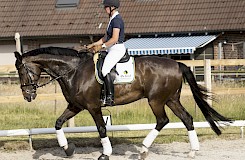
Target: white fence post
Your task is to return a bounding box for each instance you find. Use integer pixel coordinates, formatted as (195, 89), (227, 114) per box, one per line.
(15, 33), (22, 54)
(204, 59), (212, 106)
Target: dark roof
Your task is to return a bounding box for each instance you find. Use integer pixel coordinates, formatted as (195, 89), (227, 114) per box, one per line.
(0, 0), (245, 38)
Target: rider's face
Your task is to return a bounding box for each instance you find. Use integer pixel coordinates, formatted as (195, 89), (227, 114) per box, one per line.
(104, 6), (110, 15)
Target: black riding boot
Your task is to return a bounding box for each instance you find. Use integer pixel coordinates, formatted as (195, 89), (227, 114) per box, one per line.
(103, 73), (114, 106)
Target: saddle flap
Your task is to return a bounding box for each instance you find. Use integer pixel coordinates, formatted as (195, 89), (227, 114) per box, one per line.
(95, 51), (135, 84)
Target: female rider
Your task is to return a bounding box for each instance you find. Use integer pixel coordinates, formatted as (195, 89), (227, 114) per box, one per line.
(87, 0), (125, 106)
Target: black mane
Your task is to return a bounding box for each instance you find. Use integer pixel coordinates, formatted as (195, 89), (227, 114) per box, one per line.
(22, 47), (86, 58)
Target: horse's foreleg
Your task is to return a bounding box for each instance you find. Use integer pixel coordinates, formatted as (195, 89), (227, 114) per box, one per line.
(167, 100), (199, 158)
(88, 107), (112, 160)
(141, 100), (169, 159)
(55, 105), (81, 157)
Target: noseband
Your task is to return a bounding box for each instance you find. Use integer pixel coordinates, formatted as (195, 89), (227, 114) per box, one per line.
(20, 63), (39, 90)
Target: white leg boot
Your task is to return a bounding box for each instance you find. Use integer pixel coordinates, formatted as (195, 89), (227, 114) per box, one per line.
(188, 130), (200, 158)
(140, 129), (159, 159)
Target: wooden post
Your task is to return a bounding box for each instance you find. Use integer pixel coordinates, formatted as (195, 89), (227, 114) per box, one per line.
(68, 117), (75, 127)
(204, 59), (212, 106)
(190, 54), (194, 72)
(218, 42), (223, 81)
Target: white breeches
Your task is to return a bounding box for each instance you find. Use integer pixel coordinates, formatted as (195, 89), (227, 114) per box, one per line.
(102, 43), (126, 77)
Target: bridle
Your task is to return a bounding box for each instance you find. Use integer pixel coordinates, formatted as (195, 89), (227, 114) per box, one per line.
(20, 63), (62, 90)
(19, 55), (92, 90)
(20, 63), (39, 90)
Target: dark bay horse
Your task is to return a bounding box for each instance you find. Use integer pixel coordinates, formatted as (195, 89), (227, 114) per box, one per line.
(14, 47), (231, 160)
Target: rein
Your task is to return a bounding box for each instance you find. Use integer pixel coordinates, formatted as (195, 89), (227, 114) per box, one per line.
(36, 75), (62, 88)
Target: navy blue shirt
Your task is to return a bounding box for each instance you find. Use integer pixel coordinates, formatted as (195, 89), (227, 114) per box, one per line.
(106, 14), (124, 43)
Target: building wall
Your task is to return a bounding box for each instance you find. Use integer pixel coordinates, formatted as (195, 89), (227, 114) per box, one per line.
(214, 32), (245, 60)
(194, 43), (214, 60)
(24, 36), (93, 51)
(0, 40), (27, 65)
(0, 36), (96, 65)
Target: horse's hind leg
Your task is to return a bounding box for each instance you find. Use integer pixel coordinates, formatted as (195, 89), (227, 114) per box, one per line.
(55, 104), (82, 157)
(140, 99), (169, 159)
(166, 99), (199, 158)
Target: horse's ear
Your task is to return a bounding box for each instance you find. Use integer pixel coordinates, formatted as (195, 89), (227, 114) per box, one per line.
(14, 51), (22, 62)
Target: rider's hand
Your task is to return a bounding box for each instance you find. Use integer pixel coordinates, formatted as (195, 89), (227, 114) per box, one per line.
(89, 45), (102, 53)
(86, 43), (95, 49)
(92, 45), (102, 53)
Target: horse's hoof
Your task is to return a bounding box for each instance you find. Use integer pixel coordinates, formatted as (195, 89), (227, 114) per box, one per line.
(64, 143), (76, 157)
(98, 154), (109, 160)
(140, 151), (148, 160)
(188, 150), (196, 159)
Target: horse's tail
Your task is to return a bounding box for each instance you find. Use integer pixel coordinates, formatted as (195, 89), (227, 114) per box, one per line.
(178, 62), (232, 135)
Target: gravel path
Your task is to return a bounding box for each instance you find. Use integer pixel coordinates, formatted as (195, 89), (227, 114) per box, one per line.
(0, 139), (244, 160)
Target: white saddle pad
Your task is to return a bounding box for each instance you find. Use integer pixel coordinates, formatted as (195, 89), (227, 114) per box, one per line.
(95, 57), (135, 84)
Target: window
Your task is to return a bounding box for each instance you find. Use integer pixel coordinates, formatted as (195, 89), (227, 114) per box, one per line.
(55, 0), (80, 8)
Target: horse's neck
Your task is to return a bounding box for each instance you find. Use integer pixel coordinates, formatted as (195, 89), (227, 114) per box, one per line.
(40, 58), (81, 76)
(39, 56), (93, 101)
(41, 58), (81, 101)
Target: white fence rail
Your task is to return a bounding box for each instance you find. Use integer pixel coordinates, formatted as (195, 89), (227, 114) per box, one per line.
(1, 121), (244, 137)
(1, 121), (244, 144)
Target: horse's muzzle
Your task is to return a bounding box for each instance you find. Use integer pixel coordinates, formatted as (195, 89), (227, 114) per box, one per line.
(23, 92), (37, 102)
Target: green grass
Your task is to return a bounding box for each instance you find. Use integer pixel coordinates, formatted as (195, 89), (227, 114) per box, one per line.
(0, 93), (245, 130)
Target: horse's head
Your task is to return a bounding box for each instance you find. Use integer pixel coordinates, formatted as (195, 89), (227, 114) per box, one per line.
(14, 51), (42, 102)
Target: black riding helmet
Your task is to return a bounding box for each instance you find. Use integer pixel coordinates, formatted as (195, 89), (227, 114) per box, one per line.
(103, 0), (120, 8)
